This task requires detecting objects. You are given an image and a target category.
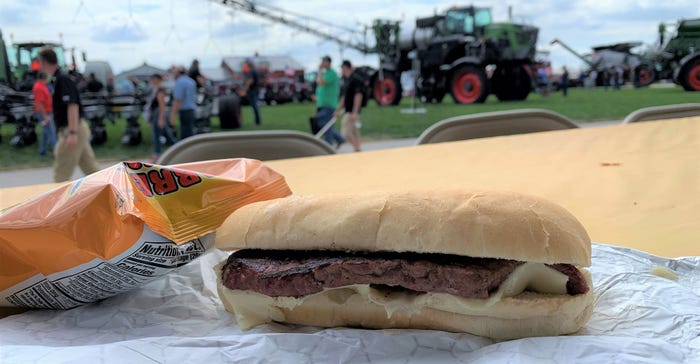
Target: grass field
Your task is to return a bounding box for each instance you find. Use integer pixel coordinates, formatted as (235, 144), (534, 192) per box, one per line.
(1, 85), (696, 170)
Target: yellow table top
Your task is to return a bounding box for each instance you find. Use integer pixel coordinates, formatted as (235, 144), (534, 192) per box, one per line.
(1, 117), (698, 257)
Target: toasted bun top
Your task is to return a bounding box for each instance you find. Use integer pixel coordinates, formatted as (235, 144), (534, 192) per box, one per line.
(215, 190), (591, 266)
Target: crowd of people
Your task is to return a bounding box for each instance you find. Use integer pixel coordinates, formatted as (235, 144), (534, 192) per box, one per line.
(28, 50), (369, 182)
(32, 47), (204, 180)
(536, 63), (629, 98)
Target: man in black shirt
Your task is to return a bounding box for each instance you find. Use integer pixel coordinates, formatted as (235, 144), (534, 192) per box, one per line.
(86, 73), (104, 93)
(38, 47), (100, 182)
(336, 60), (364, 152)
(241, 58), (262, 126)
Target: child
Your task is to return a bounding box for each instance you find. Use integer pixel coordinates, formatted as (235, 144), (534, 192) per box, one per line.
(33, 72), (56, 156)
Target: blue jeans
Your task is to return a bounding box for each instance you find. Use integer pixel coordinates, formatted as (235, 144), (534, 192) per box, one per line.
(150, 110), (177, 156)
(179, 109), (195, 140)
(316, 107), (344, 146)
(247, 87), (261, 125)
(36, 112), (56, 155)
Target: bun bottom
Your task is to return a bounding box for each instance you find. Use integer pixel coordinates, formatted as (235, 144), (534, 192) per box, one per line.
(217, 264), (593, 340)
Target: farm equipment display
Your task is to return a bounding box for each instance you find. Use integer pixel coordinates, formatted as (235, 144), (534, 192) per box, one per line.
(0, 31), (151, 147)
(214, 1), (539, 105)
(551, 18), (700, 91)
(550, 38), (654, 87)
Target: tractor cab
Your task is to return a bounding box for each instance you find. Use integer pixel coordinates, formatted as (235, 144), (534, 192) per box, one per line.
(442, 7), (492, 36)
(9, 42), (67, 90)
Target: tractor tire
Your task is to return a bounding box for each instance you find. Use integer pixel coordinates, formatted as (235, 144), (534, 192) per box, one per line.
(634, 64), (655, 88)
(679, 58), (700, 91)
(373, 72), (402, 106)
(10, 121), (37, 147)
(450, 65), (489, 104)
(218, 95), (241, 129)
(431, 91), (446, 104)
(120, 118), (141, 146)
(418, 90), (445, 104)
(491, 65), (531, 101)
(90, 123), (108, 146)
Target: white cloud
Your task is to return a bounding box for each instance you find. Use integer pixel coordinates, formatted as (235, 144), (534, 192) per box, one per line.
(91, 15), (149, 43)
(0, 0), (698, 75)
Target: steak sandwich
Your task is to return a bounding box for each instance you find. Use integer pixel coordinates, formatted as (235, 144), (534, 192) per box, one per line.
(215, 191), (594, 339)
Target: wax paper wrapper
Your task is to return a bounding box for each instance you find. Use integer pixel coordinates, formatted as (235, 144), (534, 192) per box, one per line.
(0, 243), (697, 363)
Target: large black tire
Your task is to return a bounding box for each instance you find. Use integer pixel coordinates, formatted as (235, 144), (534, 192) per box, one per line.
(90, 120), (108, 146)
(219, 95), (241, 129)
(678, 58), (700, 91)
(373, 72), (402, 106)
(491, 65), (531, 101)
(415, 76), (446, 104)
(430, 90), (446, 104)
(634, 64), (656, 88)
(450, 65), (489, 104)
(120, 117), (141, 146)
(10, 120), (37, 147)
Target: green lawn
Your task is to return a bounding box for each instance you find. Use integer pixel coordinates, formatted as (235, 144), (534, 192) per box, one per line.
(1, 86), (696, 170)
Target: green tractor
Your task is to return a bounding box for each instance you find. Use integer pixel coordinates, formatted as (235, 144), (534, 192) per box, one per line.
(370, 6), (539, 105)
(8, 41), (71, 91)
(665, 19), (700, 91)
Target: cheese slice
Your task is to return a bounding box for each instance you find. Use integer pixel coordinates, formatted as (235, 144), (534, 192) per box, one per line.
(217, 262), (572, 330)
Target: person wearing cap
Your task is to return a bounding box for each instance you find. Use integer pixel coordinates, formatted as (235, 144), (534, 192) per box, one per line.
(38, 47), (100, 182)
(240, 58), (262, 126)
(169, 66), (198, 139)
(315, 55), (345, 148)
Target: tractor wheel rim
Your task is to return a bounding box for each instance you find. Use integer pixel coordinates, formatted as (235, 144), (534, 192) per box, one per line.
(374, 79), (396, 105)
(689, 65), (700, 90)
(639, 69), (651, 85)
(454, 72), (481, 103)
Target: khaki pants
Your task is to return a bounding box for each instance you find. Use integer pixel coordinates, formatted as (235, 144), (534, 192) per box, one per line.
(54, 121), (100, 182)
(341, 113), (361, 152)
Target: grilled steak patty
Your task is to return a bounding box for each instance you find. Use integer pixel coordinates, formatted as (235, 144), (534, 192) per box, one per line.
(221, 249), (589, 299)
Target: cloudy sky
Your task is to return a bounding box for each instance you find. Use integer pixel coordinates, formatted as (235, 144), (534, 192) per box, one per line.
(0, 0), (697, 75)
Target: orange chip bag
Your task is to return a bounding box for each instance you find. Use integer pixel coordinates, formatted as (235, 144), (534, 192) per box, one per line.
(0, 159), (292, 309)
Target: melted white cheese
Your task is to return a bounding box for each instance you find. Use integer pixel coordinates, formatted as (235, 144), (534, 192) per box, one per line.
(221, 262), (570, 330)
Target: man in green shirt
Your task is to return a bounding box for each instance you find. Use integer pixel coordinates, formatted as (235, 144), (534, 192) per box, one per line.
(315, 55), (345, 148)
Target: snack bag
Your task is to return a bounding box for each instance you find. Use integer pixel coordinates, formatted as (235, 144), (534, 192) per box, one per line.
(0, 159), (291, 309)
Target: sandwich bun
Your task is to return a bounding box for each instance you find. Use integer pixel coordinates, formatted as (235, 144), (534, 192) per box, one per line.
(216, 190), (591, 266)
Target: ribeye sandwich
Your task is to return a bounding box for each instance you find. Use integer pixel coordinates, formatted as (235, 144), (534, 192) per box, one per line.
(215, 190), (593, 339)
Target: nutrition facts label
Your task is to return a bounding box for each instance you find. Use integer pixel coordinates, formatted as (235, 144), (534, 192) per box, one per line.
(2, 226), (214, 309)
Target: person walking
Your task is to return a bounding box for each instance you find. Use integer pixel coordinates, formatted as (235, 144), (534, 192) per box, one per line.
(561, 66), (569, 97)
(536, 66), (549, 96)
(32, 72), (56, 156)
(315, 55), (345, 148)
(188, 59), (206, 87)
(146, 74), (177, 162)
(241, 58), (262, 126)
(38, 47), (100, 182)
(169, 66), (197, 140)
(614, 66), (623, 90)
(587, 70), (598, 90)
(336, 60), (364, 152)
